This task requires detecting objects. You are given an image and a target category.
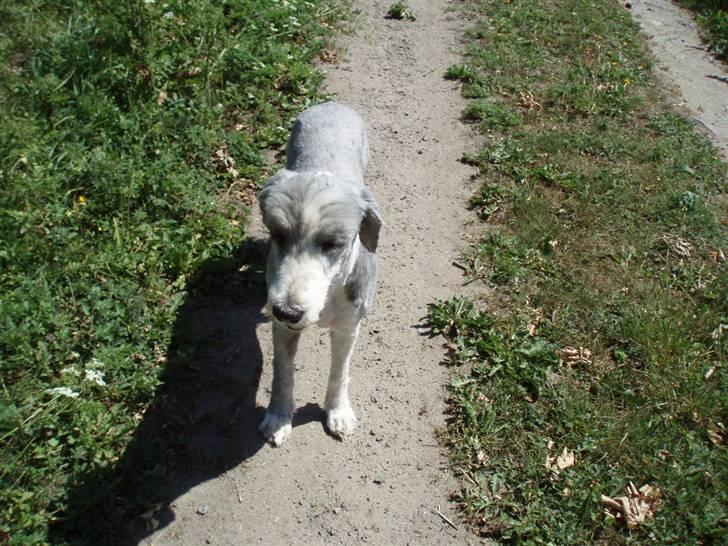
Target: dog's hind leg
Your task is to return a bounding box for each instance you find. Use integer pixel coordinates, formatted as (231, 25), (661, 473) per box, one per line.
(259, 322), (300, 446)
(324, 322), (361, 438)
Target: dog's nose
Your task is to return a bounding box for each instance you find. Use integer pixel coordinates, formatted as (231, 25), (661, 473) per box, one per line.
(272, 304), (305, 324)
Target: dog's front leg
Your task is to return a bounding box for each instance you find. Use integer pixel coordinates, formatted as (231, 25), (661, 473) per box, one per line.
(259, 322), (300, 446)
(325, 322), (361, 438)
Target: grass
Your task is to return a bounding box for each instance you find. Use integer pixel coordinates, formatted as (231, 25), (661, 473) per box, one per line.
(386, 2), (417, 21)
(433, 0), (727, 543)
(0, 0), (339, 542)
(675, 0), (728, 61)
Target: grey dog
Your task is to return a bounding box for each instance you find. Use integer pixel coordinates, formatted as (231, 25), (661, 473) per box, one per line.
(257, 102), (382, 446)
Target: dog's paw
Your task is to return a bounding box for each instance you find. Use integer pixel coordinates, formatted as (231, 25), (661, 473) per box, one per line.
(259, 411), (292, 447)
(326, 405), (357, 438)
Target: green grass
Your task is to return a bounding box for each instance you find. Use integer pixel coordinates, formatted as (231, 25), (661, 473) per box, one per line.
(0, 0), (339, 542)
(462, 100), (521, 130)
(675, 0), (728, 61)
(433, 0), (727, 543)
(386, 2), (417, 21)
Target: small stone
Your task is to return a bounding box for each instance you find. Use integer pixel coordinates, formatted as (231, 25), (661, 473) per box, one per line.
(196, 505), (209, 516)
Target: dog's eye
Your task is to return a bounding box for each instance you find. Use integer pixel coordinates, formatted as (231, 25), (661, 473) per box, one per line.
(319, 239), (344, 253)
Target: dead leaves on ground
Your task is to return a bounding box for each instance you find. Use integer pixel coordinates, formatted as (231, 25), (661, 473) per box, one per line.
(602, 482), (661, 529)
(210, 146), (259, 207)
(518, 90), (542, 110)
(559, 346), (593, 366)
(474, 438), (664, 532)
(692, 410), (726, 447)
(319, 49), (338, 63)
(545, 441), (576, 474)
(211, 146), (239, 178)
(525, 304), (544, 336)
(708, 247), (726, 263)
(707, 423), (726, 447)
(661, 234), (693, 258)
(157, 89), (168, 106)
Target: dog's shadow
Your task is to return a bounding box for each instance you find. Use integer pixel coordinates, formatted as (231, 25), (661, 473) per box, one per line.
(53, 238), (278, 545)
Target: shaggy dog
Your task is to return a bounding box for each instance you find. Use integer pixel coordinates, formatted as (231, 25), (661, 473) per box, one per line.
(257, 102), (382, 446)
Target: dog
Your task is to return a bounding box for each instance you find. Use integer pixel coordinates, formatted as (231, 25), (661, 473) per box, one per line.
(257, 102), (382, 446)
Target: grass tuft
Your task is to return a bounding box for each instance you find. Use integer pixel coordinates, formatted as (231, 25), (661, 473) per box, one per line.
(462, 100), (521, 129)
(386, 2), (417, 21)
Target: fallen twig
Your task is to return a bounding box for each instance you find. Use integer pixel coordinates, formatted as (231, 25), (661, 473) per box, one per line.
(433, 505), (458, 530)
(451, 378), (477, 388)
(457, 467), (478, 486)
(451, 260), (469, 272)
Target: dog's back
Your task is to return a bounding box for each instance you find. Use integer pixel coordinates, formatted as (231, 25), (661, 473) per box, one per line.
(285, 102), (368, 184)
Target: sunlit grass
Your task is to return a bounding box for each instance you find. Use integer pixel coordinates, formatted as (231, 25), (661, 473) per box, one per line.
(434, 0), (727, 543)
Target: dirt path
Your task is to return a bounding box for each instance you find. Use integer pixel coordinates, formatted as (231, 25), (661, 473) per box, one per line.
(143, 1), (477, 544)
(629, 0), (728, 159)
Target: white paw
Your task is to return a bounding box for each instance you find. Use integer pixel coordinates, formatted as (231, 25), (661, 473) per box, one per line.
(326, 405), (357, 438)
(258, 411), (292, 446)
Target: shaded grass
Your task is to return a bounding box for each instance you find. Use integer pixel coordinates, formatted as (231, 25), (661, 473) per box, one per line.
(0, 0), (339, 542)
(433, 0), (727, 543)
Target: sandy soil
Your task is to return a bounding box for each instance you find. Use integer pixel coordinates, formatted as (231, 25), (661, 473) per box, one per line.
(629, 0), (728, 159)
(139, 1), (479, 544)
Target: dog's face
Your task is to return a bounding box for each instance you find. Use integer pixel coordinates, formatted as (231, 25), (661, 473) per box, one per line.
(259, 170), (381, 329)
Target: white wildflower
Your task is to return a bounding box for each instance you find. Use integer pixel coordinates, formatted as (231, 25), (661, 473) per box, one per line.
(84, 369), (106, 386)
(46, 387), (80, 399)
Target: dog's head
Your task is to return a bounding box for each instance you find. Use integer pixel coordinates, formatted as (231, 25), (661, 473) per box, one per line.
(258, 169), (382, 329)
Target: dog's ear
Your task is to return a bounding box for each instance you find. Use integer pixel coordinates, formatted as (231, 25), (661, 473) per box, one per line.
(258, 169), (294, 219)
(359, 188), (383, 253)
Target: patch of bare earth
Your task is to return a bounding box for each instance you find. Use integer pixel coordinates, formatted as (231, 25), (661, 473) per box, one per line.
(141, 1), (479, 544)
